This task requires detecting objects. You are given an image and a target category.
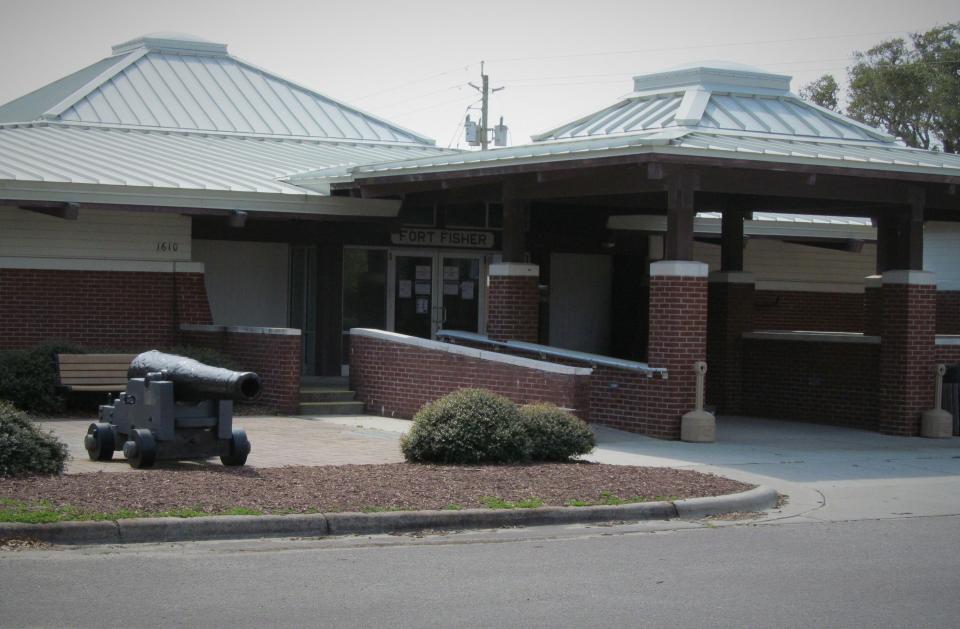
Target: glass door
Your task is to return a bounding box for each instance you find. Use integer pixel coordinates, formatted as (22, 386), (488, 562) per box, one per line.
(390, 251), (485, 339)
(438, 255), (483, 335)
(393, 253), (435, 339)
(289, 245), (318, 376)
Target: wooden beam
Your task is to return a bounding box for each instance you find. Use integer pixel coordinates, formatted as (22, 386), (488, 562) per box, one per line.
(720, 201), (747, 272)
(906, 186), (925, 270)
(664, 171), (699, 261)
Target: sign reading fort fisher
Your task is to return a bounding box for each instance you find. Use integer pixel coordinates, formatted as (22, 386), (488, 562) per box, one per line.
(391, 228), (496, 249)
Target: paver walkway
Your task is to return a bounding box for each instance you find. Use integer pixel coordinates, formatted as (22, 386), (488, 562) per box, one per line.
(39, 416), (405, 474)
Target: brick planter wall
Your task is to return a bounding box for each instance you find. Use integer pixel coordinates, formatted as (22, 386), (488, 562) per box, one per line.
(486, 263), (539, 343)
(742, 334), (881, 430)
(349, 329), (590, 419)
(754, 290), (864, 332)
(706, 272), (754, 414)
(179, 325), (301, 414)
(879, 272), (937, 437)
(0, 268), (211, 350)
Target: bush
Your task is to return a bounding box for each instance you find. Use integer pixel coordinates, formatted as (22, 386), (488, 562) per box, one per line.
(0, 342), (85, 414)
(520, 403), (595, 461)
(401, 389), (530, 464)
(0, 400), (68, 476)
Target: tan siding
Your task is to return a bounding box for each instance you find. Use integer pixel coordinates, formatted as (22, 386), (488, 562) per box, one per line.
(694, 239), (876, 292)
(0, 206), (190, 261)
(924, 222), (960, 291)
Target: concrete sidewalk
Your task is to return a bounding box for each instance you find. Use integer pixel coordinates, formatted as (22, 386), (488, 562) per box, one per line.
(587, 416), (960, 523)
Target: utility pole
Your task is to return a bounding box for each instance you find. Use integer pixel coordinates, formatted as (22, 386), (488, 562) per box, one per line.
(467, 61), (506, 150)
(480, 63), (490, 150)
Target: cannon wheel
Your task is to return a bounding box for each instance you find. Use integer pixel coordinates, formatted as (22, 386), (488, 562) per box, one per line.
(84, 422), (115, 461)
(221, 429), (250, 467)
(125, 429), (157, 469)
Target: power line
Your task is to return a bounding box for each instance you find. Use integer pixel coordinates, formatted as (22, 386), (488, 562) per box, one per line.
(483, 28), (914, 65)
(352, 63), (478, 103)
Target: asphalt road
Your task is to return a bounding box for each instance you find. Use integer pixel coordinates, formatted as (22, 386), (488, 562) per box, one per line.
(3, 515), (959, 628)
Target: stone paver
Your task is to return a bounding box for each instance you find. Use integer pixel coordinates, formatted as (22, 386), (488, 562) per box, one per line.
(39, 416), (405, 474)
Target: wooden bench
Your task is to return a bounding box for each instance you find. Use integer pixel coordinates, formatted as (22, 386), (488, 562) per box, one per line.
(56, 353), (137, 393)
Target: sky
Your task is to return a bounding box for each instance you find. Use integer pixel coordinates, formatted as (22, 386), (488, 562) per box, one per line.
(0, 0), (957, 148)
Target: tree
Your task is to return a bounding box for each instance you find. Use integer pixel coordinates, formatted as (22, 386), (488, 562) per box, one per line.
(797, 24), (960, 153)
(799, 74), (840, 112)
(845, 23), (960, 152)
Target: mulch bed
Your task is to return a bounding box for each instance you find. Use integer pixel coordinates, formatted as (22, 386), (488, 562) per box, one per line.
(0, 463), (751, 515)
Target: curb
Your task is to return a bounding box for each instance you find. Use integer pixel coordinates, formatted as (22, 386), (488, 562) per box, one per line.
(0, 485), (778, 546)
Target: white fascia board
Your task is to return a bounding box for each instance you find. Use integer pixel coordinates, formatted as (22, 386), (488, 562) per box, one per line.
(607, 214), (877, 241)
(0, 181), (401, 217)
(0, 257), (204, 273)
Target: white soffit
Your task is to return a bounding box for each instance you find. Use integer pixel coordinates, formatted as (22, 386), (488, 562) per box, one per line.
(607, 212), (877, 240)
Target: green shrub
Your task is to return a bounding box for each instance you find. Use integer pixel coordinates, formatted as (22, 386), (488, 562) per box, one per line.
(519, 403), (595, 461)
(0, 400), (68, 476)
(401, 389), (530, 464)
(0, 342), (85, 414)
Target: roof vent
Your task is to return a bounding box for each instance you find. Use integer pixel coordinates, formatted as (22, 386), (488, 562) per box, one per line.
(111, 32), (228, 57)
(632, 63), (791, 95)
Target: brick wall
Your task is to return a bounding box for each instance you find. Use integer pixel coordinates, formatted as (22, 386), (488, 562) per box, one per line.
(937, 292), (960, 335)
(486, 265), (539, 343)
(936, 343), (960, 365)
(754, 290), (864, 332)
(742, 337), (880, 430)
(879, 279), (937, 436)
(641, 269), (707, 439)
(0, 268), (211, 350)
(349, 330), (589, 420)
(179, 325), (301, 414)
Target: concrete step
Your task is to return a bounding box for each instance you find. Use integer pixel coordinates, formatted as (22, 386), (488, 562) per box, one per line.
(298, 400), (366, 416)
(301, 376), (349, 387)
(299, 389), (356, 403)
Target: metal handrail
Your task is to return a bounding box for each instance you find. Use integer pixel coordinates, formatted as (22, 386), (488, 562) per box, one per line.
(437, 330), (668, 378)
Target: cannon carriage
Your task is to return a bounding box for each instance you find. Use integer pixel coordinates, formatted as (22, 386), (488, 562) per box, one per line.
(84, 351), (258, 469)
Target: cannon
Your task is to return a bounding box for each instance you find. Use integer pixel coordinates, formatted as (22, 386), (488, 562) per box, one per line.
(85, 351), (259, 469)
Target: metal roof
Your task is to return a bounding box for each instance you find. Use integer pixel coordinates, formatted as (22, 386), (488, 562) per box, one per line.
(0, 33), (433, 145)
(532, 64), (891, 143)
(289, 63), (960, 187)
(290, 128), (960, 185)
(0, 33), (461, 215)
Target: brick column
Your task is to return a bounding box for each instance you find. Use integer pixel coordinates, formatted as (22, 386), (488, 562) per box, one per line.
(648, 261), (709, 439)
(486, 263), (539, 343)
(174, 272), (213, 325)
(707, 271), (754, 414)
(879, 270), (937, 436)
(863, 274), (883, 337)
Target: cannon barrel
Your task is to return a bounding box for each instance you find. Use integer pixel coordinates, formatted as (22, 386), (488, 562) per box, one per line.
(128, 350), (261, 402)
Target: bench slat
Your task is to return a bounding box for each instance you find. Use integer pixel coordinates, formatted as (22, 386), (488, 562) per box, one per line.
(59, 369), (130, 377)
(67, 385), (125, 392)
(61, 378), (128, 386)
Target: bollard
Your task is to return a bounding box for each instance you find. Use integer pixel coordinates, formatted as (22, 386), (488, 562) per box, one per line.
(921, 364), (953, 439)
(681, 361), (716, 443)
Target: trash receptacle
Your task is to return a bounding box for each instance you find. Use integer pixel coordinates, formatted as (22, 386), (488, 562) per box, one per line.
(944, 364), (960, 436)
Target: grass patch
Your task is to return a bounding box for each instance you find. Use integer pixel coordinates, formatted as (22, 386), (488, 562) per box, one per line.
(479, 496), (544, 510)
(443, 504), (464, 511)
(0, 499), (268, 524)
